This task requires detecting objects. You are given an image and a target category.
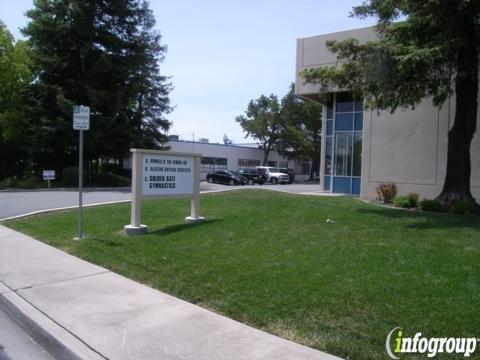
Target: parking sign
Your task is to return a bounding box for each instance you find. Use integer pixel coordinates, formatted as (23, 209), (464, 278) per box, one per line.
(43, 170), (55, 180)
(73, 105), (90, 130)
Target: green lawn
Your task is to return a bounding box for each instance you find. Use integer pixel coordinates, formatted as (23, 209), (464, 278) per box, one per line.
(4, 190), (480, 359)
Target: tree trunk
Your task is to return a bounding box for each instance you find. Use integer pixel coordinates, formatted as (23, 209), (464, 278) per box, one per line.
(309, 156), (320, 182)
(262, 147), (271, 166)
(436, 38), (479, 210)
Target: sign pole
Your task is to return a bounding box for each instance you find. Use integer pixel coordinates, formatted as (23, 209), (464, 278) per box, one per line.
(73, 105), (89, 241)
(78, 129), (84, 240)
(42, 170), (55, 188)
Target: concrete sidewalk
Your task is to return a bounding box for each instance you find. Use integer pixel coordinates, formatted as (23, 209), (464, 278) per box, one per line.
(0, 225), (341, 360)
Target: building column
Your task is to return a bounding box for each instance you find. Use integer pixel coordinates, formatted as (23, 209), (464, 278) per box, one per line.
(319, 106), (327, 191)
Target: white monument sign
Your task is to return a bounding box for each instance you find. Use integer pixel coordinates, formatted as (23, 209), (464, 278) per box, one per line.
(125, 149), (204, 236)
(142, 154), (194, 196)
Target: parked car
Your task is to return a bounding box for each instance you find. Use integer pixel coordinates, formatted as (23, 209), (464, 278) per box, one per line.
(237, 168), (265, 185)
(206, 170), (246, 185)
(277, 168), (295, 184)
(255, 166), (290, 185)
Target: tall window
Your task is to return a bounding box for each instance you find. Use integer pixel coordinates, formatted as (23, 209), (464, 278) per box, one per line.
(238, 159), (260, 168)
(353, 133), (362, 177)
(334, 133), (352, 176)
(324, 92), (363, 195)
(325, 137), (332, 175)
(201, 157), (227, 172)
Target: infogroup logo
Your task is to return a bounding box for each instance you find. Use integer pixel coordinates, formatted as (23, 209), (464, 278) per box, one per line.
(386, 327), (478, 359)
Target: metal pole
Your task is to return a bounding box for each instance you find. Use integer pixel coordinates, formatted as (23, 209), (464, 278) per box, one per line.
(78, 130), (84, 239)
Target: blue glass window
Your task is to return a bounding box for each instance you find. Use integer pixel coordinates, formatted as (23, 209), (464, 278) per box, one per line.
(353, 133), (362, 177)
(335, 113), (353, 131)
(336, 92), (354, 112)
(352, 178), (361, 195)
(333, 177), (351, 194)
(354, 98), (363, 112)
(325, 92), (363, 195)
(324, 176), (331, 191)
(354, 112), (363, 131)
(325, 137), (332, 175)
(326, 100), (333, 119)
(334, 133), (353, 176)
(326, 120), (333, 135)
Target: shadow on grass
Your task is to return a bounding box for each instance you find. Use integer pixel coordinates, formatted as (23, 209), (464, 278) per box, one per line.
(356, 207), (480, 230)
(149, 218), (222, 236)
(91, 237), (124, 247)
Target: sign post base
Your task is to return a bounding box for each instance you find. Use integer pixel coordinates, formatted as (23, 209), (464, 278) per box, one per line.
(124, 224), (148, 236)
(185, 216), (205, 223)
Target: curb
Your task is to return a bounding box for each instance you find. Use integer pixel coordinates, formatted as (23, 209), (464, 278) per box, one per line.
(0, 284), (104, 359)
(0, 187), (131, 193)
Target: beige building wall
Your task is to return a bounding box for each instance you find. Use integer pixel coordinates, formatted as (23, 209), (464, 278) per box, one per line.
(362, 97), (480, 200)
(296, 27), (480, 200)
(295, 27), (377, 101)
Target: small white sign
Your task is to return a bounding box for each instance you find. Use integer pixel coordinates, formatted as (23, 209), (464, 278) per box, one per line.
(73, 105), (90, 130)
(142, 154), (194, 196)
(43, 170), (55, 180)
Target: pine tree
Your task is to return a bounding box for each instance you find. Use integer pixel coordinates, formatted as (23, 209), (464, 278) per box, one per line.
(23, 0), (171, 179)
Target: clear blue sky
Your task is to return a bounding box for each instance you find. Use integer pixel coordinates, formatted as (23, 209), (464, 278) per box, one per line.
(0, 0), (376, 144)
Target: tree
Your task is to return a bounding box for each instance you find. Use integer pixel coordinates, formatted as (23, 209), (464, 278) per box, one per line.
(278, 84), (322, 180)
(223, 134), (233, 145)
(23, 0), (171, 179)
(236, 94), (283, 165)
(301, 1), (479, 209)
(0, 21), (32, 179)
(236, 87), (322, 173)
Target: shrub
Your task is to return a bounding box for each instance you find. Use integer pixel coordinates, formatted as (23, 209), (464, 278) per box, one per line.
(407, 193), (419, 207)
(393, 193), (418, 208)
(62, 167), (86, 186)
(94, 173), (131, 187)
(99, 162), (131, 177)
(420, 199), (442, 212)
(376, 183), (397, 204)
(0, 175), (45, 189)
(394, 195), (413, 208)
(0, 177), (19, 189)
(451, 200), (476, 215)
(17, 175), (44, 189)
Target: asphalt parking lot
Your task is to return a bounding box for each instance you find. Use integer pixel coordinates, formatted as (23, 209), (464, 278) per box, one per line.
(0, 182), (326, 220)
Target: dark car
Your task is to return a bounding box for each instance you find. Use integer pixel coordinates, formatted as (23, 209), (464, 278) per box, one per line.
(206, 170), (246, 185)
(237, 168), (265, 185)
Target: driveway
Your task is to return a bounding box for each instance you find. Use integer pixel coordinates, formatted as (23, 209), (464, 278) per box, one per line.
(0, 189), (131, 220)
(0, 183), (328, 220)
